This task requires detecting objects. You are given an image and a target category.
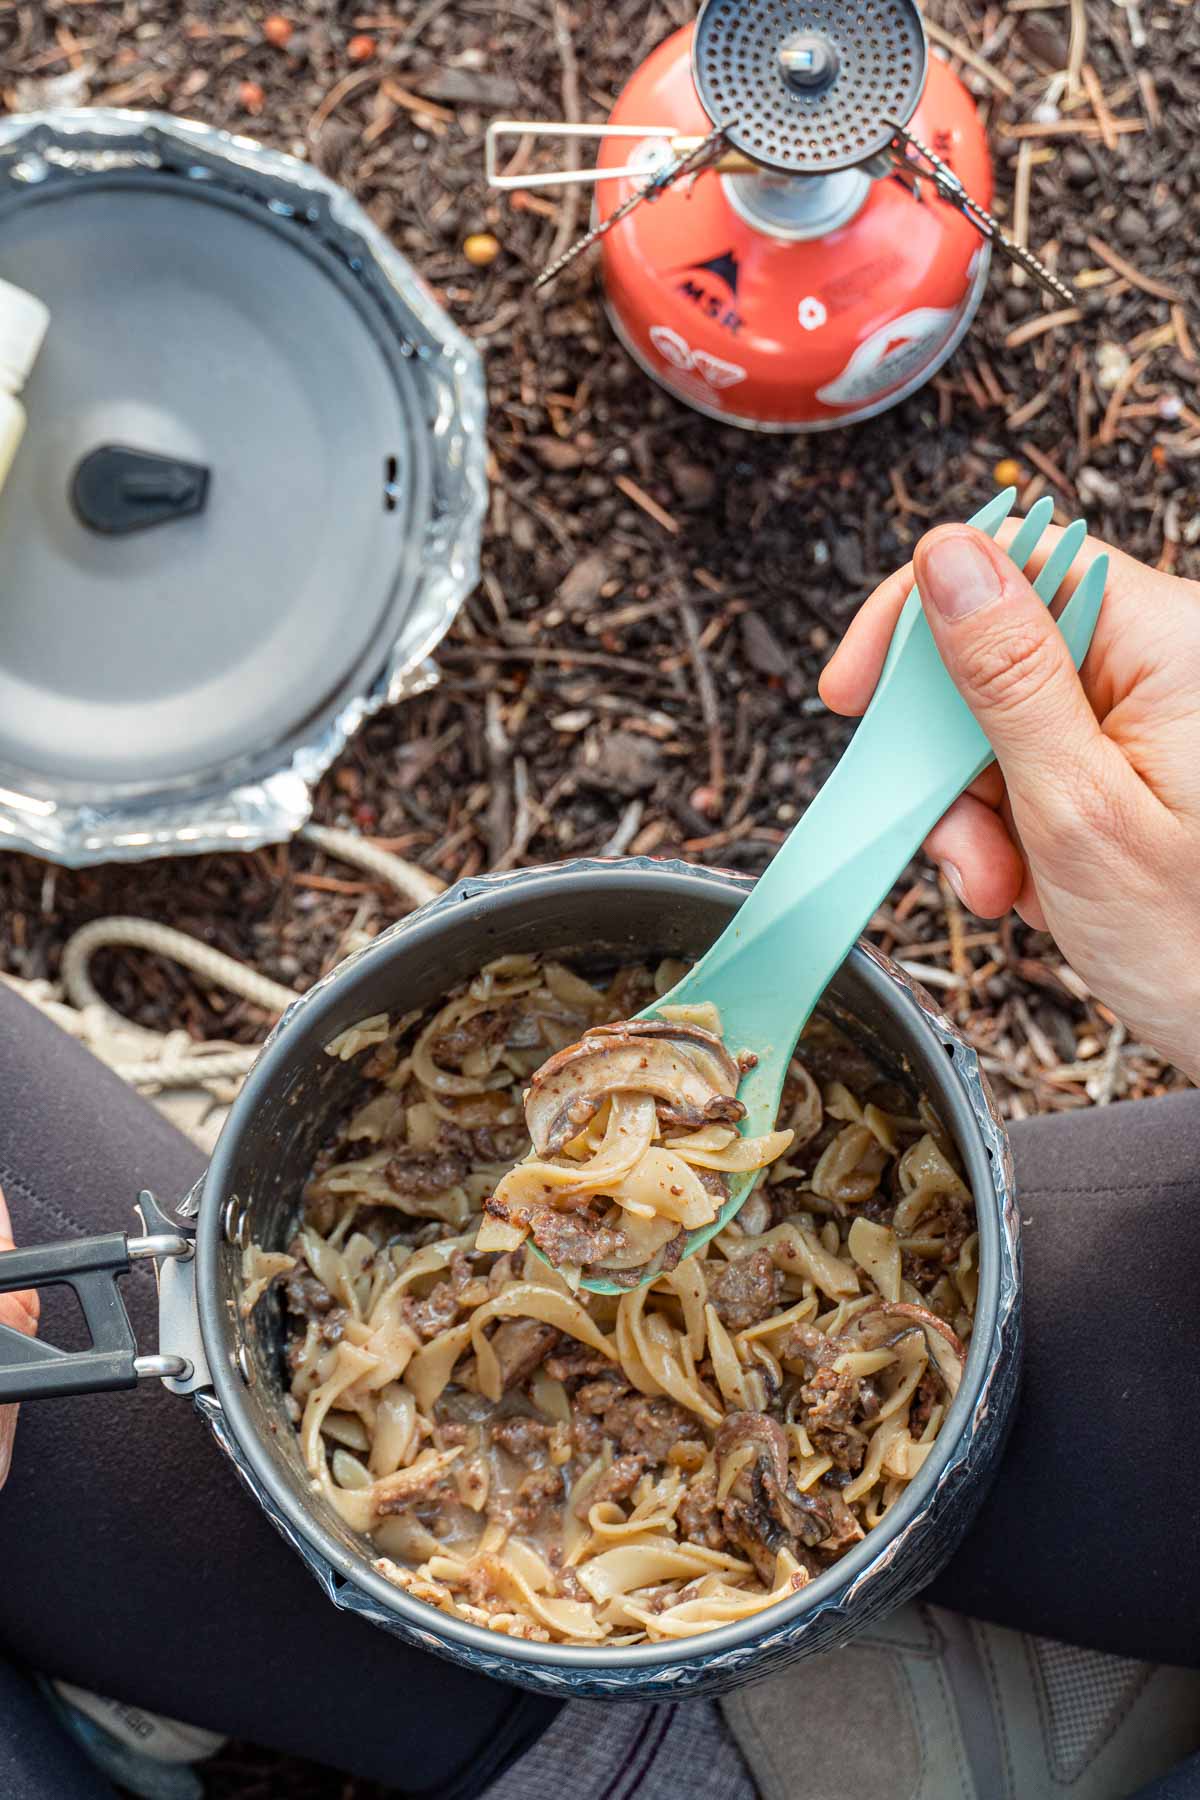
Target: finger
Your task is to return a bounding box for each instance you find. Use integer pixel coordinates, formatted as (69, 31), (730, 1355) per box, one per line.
(820, 515), (1115, 719)
(0, 1406), (13, 1490)
(0, 1184), (34, 1494)
(997, 794), (1049, 930)
(823, 512), (1142, 722)
(0, 1185), (38, 1334)
(967, 764), (1006, 810)
(923, 795), (1026, 919)
(913, 526), (1138, 866)
(819, 561), (913, 716)
(994, 514), (1170, 719)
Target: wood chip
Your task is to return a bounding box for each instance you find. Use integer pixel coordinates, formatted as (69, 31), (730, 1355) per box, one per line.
(1019, 439), (1077, 499)
(1080, 62), (1118, 152)
(1097, 348), (1155, 447)
(1005, 389), (1052, 430)
(381, 78), (455, 122)
(1066, 0), (1087, 99)
(1010, 140), (1034, 287)
(309, 65), (382, 136)
(613, 474), (680, 535)
(924, 19), (1016, 96)
(1085, 235), (1182, 304)
(1127, 321), (1177, 355)
(1004, 307), (1083, 349)
(1000, 118), (1144, 139)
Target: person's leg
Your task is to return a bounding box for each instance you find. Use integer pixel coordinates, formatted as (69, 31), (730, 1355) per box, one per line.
(0, 983), (557, 1797)
(929, 1088), (1200, 1666)
(479, 1084), (1200, 1800)
(0, 1661), (117, 1800)
(482, 1697), (757, 1800)
(1133, 1753), (1200, 1798)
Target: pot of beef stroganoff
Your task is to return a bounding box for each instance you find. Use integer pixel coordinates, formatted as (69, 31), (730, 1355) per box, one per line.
(0, 859), (1019, 1698)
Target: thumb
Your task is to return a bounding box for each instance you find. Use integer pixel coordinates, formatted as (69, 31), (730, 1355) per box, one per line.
(914, 525), (1109, 839)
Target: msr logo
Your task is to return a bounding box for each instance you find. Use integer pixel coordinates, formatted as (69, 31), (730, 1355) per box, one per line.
(672, 249), (744, 336)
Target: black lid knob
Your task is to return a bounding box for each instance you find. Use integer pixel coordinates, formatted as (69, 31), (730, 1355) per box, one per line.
(72, 444), (210, 536)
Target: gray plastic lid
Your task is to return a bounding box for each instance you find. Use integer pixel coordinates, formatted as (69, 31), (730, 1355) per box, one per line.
(0, 175), (431, 786)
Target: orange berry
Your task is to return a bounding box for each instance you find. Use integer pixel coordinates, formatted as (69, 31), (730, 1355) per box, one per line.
(263, 14), (293, 48)
(238, 79), (266, 113)
(993, 457), (1022, 488)
(463, 232), (501, 267)
(347, 33), (376, 61)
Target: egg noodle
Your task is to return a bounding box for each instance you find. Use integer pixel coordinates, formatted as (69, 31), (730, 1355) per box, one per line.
(243, 954), (977, 1645)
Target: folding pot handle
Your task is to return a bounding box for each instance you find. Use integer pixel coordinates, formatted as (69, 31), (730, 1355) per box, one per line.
(0, 1200), (194, 1403)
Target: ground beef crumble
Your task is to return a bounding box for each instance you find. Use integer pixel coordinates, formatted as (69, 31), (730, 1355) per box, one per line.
(601, 1395), (701, 1463)
(386, 1146), (470, 1196)
(490, 1415), (553, 1464)
(704, 1249), (783, 1331)
(508, 1466), (564, 1529)
(798, 1366), (868, 1473)
(402, 1252), (472, 1341)
(674, 1475), (728, 1552)
(490, 1318), (560, 1390)
(584, 1455), (644, 1515)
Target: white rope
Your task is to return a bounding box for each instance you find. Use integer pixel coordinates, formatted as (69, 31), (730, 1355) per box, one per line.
(51, 832), (445, 1092)
(114, 1048), (262, 1085)
(60, 918), (301, 1028)
(297, 823), (445, 906)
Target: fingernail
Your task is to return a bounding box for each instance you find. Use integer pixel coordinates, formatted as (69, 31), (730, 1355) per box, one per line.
(920, 532), (1002, 619)
(941, 861), (968, 906)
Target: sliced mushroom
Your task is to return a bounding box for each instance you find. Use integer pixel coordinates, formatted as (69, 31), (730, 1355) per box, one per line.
(882, 1301), (966, 1398)
(785, 1302), (920, 1366)
(715, 1411), (790, 1488)
(526, 1030), (741, 1155)
(656, 1094), (747, 1135)
(585, 1019), (742, 1095)
(714, 1412), (831, 1583)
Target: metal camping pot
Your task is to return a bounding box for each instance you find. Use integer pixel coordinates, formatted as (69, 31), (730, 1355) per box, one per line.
(0, 860), (1020, 1699)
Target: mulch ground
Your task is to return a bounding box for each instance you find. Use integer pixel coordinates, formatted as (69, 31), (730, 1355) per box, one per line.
(0, 0), (1196, 1793)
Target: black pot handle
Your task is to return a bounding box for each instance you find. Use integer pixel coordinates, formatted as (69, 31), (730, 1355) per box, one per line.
(0, 1210), (193, 1403)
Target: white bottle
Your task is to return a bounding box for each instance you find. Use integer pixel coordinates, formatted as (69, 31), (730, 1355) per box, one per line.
(0, 275), (50, 495)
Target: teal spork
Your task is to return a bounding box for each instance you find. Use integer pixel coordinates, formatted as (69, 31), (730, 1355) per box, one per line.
(580, 488), (1107, 1294)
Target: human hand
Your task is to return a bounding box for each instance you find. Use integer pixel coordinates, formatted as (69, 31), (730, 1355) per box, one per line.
(820, 520), (1200, 1081)
(0, 1185), (38, 1490)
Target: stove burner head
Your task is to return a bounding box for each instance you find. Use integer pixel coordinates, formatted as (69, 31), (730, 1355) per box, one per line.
(693, 0), (927, 175)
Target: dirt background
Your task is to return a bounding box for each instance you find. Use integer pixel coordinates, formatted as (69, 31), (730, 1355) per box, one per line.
(0, 0), (1196, 1792)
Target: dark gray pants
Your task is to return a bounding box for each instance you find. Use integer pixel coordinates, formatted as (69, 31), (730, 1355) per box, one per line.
(0, 983), (1197, 1798)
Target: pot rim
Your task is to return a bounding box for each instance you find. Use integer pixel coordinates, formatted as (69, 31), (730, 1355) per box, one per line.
(198, 857), (1017, 1673)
